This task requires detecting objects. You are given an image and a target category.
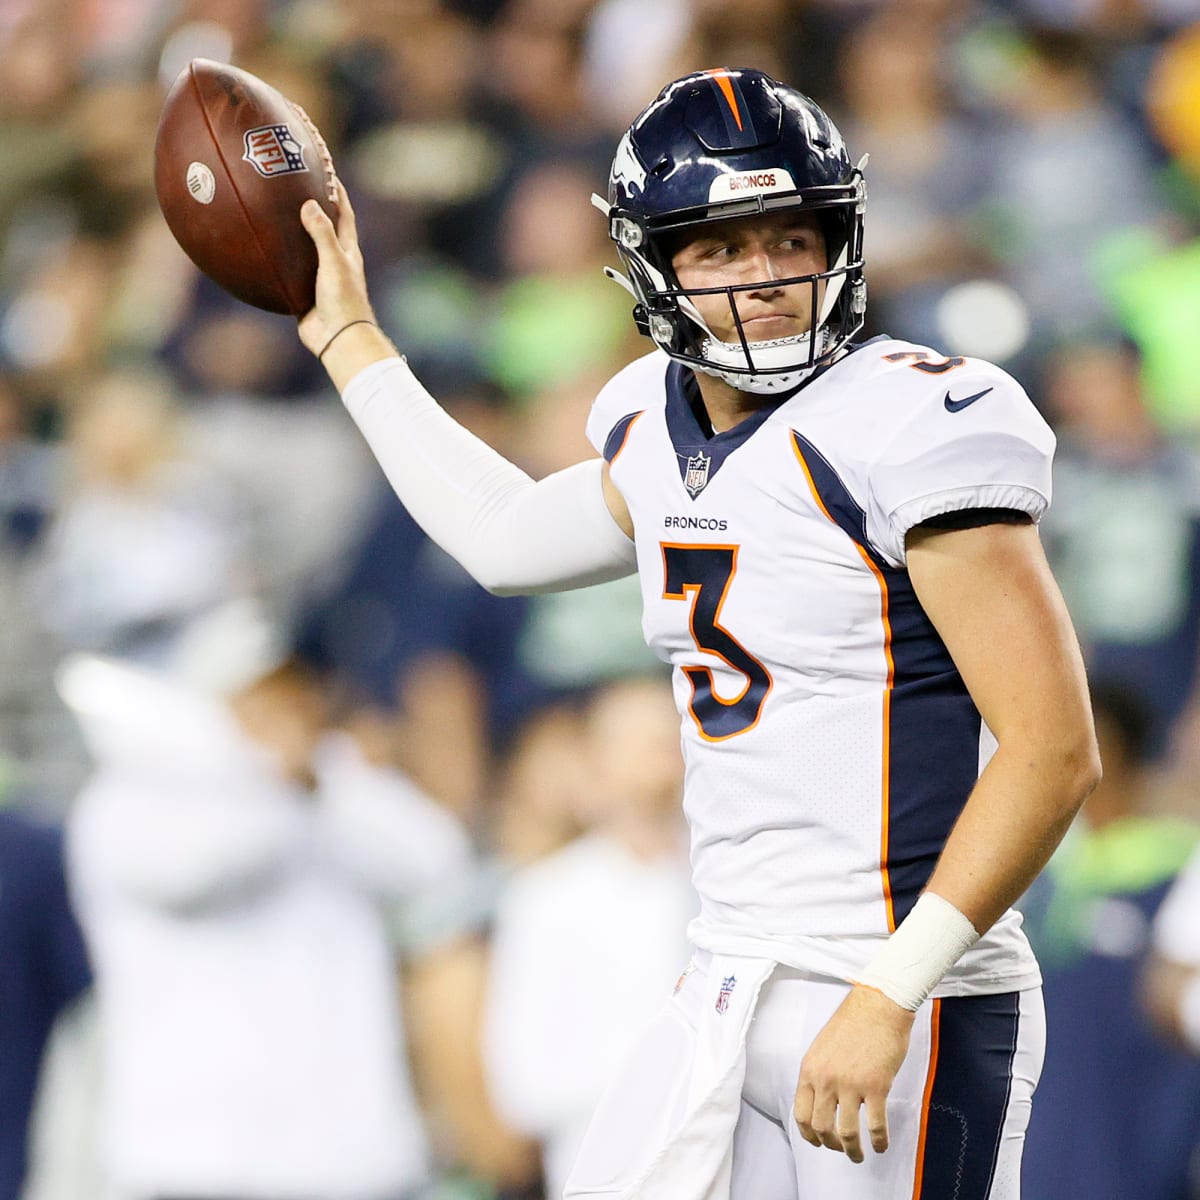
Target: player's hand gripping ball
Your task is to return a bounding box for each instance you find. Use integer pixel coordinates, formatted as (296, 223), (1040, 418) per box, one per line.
(154, 59), (339, 315)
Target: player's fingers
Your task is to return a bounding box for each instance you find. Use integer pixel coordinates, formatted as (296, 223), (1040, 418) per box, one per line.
(334, 179), (359, 252)
(865, 1093), (890, 1155)
(810, 1089), (843, 1153)
(836, 1101), (865, 1164)
(793, 1083), (821, 1148)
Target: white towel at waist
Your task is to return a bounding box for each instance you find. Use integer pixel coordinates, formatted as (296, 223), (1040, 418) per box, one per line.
(622, 953), (777, 1200)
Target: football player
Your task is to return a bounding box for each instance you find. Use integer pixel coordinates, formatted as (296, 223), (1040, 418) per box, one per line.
(296, 68), (1099, 1200)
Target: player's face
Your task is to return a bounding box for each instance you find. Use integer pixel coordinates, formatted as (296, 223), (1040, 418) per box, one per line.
(670, 211), (827, 345)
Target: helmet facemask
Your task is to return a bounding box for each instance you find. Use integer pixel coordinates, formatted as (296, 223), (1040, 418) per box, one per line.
(603, 172), (867, 395)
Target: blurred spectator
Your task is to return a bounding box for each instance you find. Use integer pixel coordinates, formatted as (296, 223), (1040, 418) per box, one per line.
(581, 0), (693, 132)
(1098, 226), (1200, 434)
(483, 0), (601, 148)
(296, 478), (523, 816)
(1146, 837), (1200, 1060)
(1039, 338), (1200, 759)
(174, 312), (380, 628)
(0, 373), (86, 812)
(681, 0), (817, 108)
(297, 362), (657, 811)
(487, 696), (591, 869)
(62, 648), (473, 1200)
(483, 675), (695, 1200)
(977, 27), (1169, 347)
(1096, 22), (1200, 432)
(403, 931), (544, 1200)
(0, 805), (90, 1200)
(1020, 681), (1200, 1200)
(501, 372), (659, 709)
(332, 0), (495, 245)
(1143, 833), (1200, 1196)
(486, 159), (634, 397)
(398, 692), (610, 1197)
(33, 363), (251, 667)
(1147, 22), (1200, 189)
(1094, 80), (1200, 435)
(295, 370), (530, 814)
(835, 8), (994, 348)
(398, 700), (599, 1200)
(0, 6), (81, 249)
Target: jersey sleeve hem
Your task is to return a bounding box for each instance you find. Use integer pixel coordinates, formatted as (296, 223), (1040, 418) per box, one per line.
(889, 483), (1048, 548)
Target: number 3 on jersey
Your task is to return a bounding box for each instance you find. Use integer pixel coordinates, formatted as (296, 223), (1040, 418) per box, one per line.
(661, 543), (772, 741)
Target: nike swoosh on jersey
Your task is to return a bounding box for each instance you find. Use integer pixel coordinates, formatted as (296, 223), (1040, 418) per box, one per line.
(944, 387), (994, 412)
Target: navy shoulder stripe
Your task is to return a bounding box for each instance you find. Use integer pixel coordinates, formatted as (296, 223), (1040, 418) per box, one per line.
(792, 429), (981, 926)
(603, 411), (644, 464)
(791, 431), (881, 564)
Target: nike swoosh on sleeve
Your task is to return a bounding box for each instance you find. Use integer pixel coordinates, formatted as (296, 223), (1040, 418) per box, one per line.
(944, 387), (994, 412)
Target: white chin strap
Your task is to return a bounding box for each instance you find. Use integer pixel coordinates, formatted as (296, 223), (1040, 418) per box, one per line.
(692, 327), (830, 394)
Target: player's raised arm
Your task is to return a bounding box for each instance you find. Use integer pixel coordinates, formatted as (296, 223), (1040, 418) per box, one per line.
(296, 188), (636, 595)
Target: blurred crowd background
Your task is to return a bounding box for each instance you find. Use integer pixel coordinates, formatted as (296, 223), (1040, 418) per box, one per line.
(5, 0), (1200, 1198)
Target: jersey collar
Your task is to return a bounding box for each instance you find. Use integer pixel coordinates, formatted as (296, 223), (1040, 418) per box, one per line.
(664, 338), (887, 500)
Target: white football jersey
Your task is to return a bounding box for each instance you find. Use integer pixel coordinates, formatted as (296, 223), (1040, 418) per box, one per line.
(586, 338), (1055, 994)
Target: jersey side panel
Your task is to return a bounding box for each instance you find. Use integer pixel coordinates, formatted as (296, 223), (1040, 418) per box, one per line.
(792, 431), (982, 930)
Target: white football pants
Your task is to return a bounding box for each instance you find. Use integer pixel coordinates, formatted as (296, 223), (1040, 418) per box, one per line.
(563, 951), (1045, 1200)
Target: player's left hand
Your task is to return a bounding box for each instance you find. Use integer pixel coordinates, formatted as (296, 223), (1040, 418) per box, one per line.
(793, 984), (915, 1163)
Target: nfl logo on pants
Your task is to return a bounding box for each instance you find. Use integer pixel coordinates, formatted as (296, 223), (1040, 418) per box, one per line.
(716, 974), (737, 1014)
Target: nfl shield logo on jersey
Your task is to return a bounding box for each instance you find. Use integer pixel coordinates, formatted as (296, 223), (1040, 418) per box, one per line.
(684, 451), (712, 498)
(242, 125), (308, 178)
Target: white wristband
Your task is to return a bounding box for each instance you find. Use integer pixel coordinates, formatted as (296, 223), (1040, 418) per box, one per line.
(854, 892), (979, 1011)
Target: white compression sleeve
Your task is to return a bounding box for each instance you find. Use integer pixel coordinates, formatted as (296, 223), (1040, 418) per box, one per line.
(341, 357), (638, 596)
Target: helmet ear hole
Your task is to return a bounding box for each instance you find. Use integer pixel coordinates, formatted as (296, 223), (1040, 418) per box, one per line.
(654, 226), (692, 268)
(816, 211), (844, 271)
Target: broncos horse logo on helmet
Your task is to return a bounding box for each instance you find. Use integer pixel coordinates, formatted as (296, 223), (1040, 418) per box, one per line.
(593, 68), (867, 395)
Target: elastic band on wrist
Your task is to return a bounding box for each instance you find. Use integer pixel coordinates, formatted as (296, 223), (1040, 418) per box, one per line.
(853, 892), (979, 1011)
(318, 319), (378, 361)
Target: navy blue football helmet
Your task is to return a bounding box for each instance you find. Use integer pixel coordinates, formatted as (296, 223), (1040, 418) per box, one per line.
(596, 68), (867, 393)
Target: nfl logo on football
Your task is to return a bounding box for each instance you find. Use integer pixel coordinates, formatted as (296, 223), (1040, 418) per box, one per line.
(715, 974), (737, 1014)
(242, 124), (308, 178)
(685, 451), (711, 498)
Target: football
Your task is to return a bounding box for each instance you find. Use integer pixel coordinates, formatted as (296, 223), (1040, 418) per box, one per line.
(154, 59), (339, 316)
